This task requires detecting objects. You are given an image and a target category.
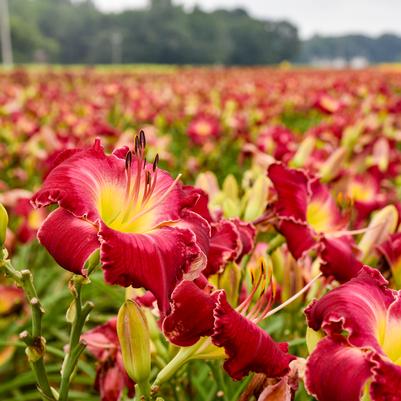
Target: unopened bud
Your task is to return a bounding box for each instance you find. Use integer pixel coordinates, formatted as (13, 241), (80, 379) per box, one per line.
(290, 136), (315, 168)
(222, 198), (240, 218)
(83, 249), (100, 276)
(0, 203), (8, 247)
(341, 124), (362, 153)
(359, 205), (398, 264)
(319, 147), (347, 182)
(117, 299), (151, 385)
(218, 263), (241, 306)
(222, 174), (239, 201)
(243, 175), (268, 222)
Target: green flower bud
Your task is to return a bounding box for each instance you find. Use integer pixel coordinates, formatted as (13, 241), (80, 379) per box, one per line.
(218, 262), (241, 306)
(243, 175), (268, 221)
(0, 203), (8, 247)
(222, 174), (239, 201)
(290, 136), (315, 168)
(117, 299), (151, 386)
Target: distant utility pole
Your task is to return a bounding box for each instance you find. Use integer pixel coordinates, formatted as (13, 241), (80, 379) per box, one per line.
(0, 0), (13, 66)
(111, 32), (122, 64)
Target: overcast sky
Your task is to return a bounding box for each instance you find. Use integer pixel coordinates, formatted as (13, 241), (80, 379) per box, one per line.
(93, 0), (401, 39)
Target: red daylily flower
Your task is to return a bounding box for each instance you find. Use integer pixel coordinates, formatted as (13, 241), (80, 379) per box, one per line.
(182, 186), (256, 276)
(31, 135), (210, 313)
(187, 114), (220, 145)
(81, 319), (135, 401)
(378, 232), (401, 287)
(305, 266), (401, 401)
(268, 163), (362, 282)
(162, 280), (295, 381)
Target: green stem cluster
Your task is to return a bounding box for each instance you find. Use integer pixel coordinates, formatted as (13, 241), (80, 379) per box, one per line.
(1, 248), (94, 401)
(58, 277), (94, 401)
(0, 249), (54, 401)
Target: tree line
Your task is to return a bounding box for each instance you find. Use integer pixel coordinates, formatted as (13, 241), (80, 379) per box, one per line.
(6, 0), (401, 65)
(8, 0), (299, 65)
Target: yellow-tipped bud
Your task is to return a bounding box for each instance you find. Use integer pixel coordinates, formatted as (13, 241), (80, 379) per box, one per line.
(359, 205), (398, 264)
(0, 203), (8, 247)
(117, 299), (151, 386)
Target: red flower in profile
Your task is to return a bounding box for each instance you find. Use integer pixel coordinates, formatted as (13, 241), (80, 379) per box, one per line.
(305, 266), (401, 401)
(182, 186), (256, 276)
(162, 280), (295, 381)
(268, 163), (362, 282)
(32, 134), (210, 313)
(81, 319), (135, 401)
(187, 114), (220, 145)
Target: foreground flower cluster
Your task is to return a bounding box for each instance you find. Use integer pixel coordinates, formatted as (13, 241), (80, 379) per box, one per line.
(1, 66), (401, 401)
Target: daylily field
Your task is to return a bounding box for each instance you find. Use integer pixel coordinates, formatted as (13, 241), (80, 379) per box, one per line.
(1, 66), (401, 401)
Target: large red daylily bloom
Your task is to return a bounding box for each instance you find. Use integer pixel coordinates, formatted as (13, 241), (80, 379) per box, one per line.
(268, 163), (362, 282)
(81, 319), (135, 401)
(162, 280), (295, 381)
(305, 266), (401, 401)
(31, 135), (210, 313)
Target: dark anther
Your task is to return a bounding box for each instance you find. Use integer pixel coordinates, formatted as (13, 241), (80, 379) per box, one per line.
(134, 136), (139, 154)
(125, 151), (132, 169)
(153, 153), (159, 172)
(143, 157), (146, 169)
(139, 130), (146, 148)
(146, 170), (151, 185)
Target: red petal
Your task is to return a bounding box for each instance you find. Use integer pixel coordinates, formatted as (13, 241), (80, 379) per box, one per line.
(277, 220), (315, 259)
(231, 218), (256, 262)
(370, 353), (401, 401)
(32, 140), (125, 221)
(318, 236), (363, 283)
(162, 280), (220, 346)
(99, 221), (207, 313)
(305, 336), (372, 401)
(96, 363), (126, 401)
(268, 163), (309, 222)
(305, 266), (395, 351)
(37, 208), (99, 274)
(212, 292), (295, 380)
(181, 185), (213, 223)
(81, 319), (119, 361)
(205, 220), (241, 276)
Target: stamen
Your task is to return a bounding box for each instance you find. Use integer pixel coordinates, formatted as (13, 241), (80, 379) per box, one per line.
(125, 174), (182, 226)
(142, 170), (152, 203)
(140, 129), (146, 148)
(153, 153), (159, 172)
(142, 168), (158, 206)
(236, 258), (266, 314)
(258, 273), (322, 321)
(325, 223), (385, 239)
(125, 151), (133, 200)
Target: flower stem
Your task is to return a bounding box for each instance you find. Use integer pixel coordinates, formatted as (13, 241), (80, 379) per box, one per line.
(58, 277), (94, 401)
(267, 234), (285, 254)
(0, 250), (55, 401)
